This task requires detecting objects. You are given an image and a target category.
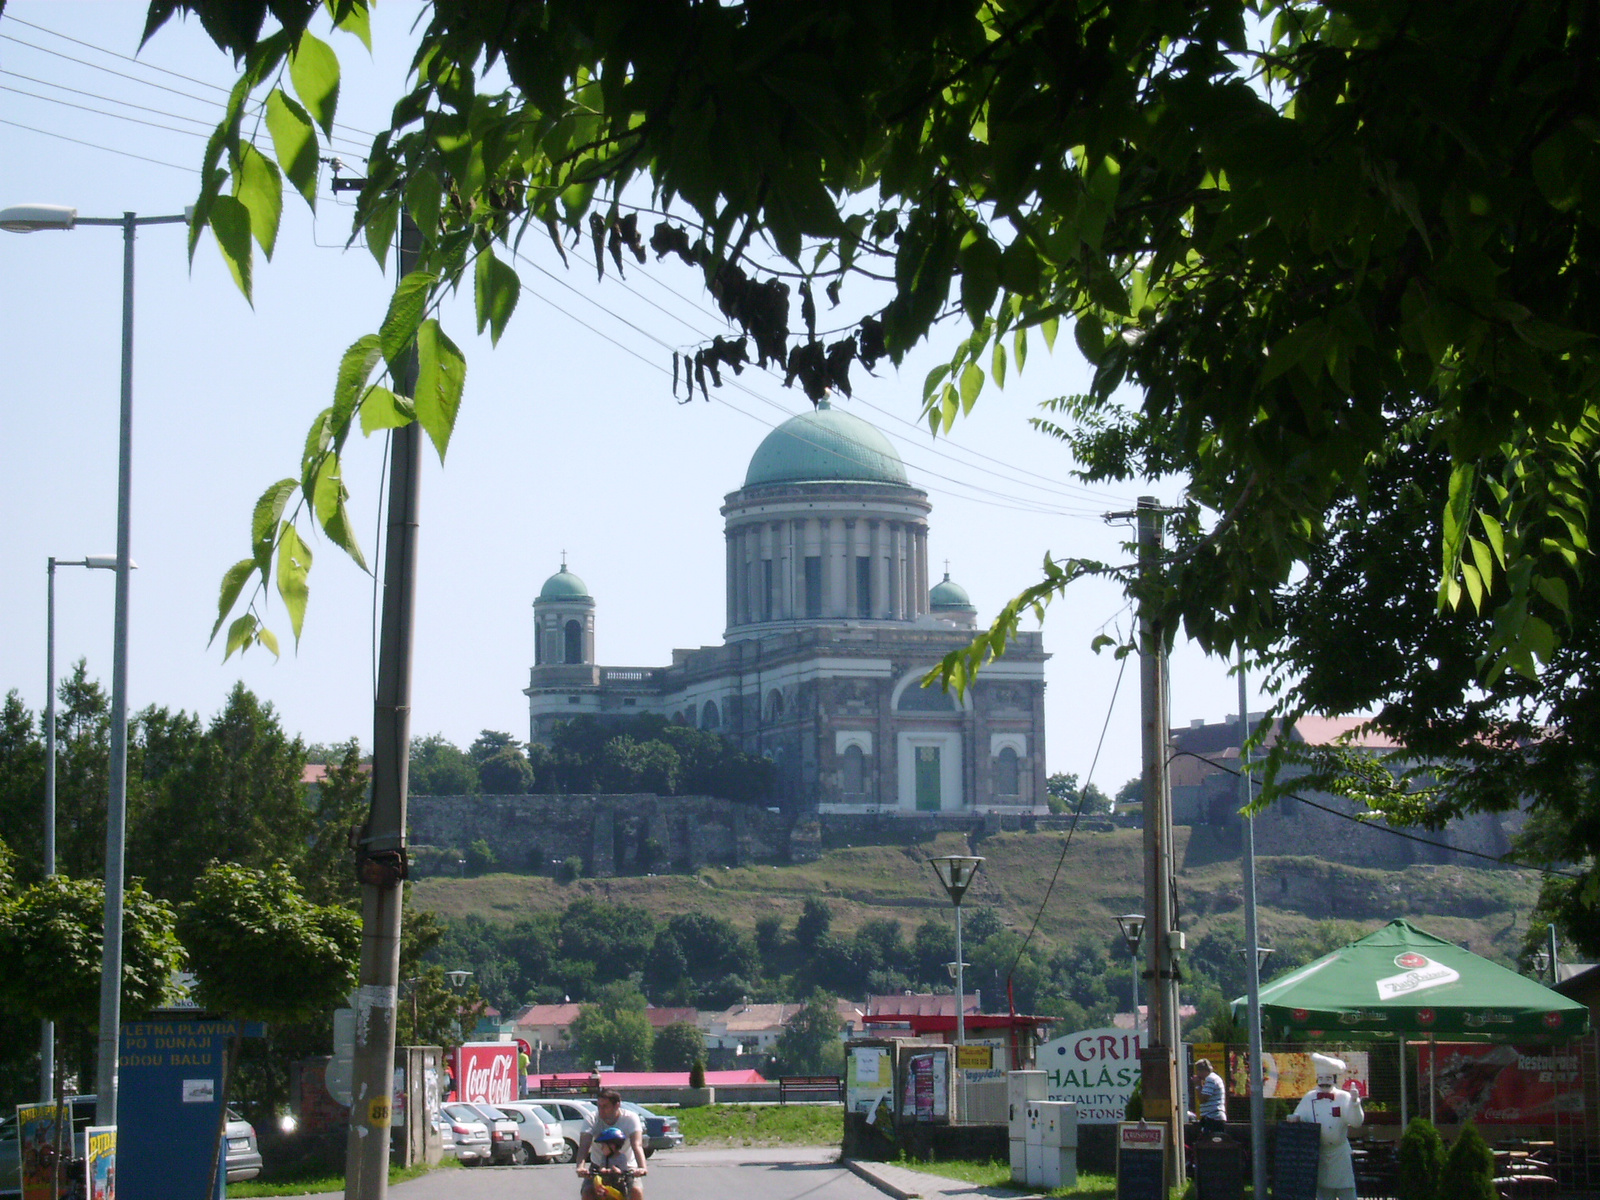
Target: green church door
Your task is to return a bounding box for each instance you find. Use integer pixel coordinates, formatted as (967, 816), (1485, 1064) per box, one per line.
(915, 746), (942, 811)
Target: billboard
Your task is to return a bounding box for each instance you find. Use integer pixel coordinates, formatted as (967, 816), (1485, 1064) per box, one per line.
(454, 1042), (518, 1106)
(1036, 1028), (1142, 1124)
(1418, 1043), (1583, 1125)
(1226, 1049), (1370, 1100)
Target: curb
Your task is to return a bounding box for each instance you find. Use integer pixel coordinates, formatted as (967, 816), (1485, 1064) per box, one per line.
(843, 1159), (923, 1200)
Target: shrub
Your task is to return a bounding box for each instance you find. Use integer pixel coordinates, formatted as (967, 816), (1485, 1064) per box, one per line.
(690, 1058), (707, 1089)
(1399, 1117), (1446, 1200)
(464, 838), (497, 875)
(559, 856), (584, 882)
(1439, 1122), (1495, 1200)
(1124, 1076), (1143, 1121)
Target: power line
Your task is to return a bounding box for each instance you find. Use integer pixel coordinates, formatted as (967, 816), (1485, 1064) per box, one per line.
(0, 116), (200, 173)
(544, 233), (1134, 509)
(509, 244), (1108, 519)
(2, 12), (378, 140)
(1168, 749), (1580, 878)
(0, 81), (213, 140)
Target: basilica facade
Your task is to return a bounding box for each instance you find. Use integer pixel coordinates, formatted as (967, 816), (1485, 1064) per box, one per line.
(525, 401), (1049, 814)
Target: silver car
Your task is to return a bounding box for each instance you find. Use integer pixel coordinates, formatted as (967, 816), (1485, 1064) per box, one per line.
(224, 1109), (263, 1182)
(492, 1102), (570, 1163)
(537, 1098), (597, 1162)
(439, 1106), (492, 1166)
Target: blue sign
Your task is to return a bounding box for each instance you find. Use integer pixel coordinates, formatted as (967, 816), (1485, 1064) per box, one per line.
(117, 1020), (260, 1200)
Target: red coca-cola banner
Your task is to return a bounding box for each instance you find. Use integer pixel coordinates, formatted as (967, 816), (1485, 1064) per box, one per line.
(455, 1042), (518, 1106)
(1417, 1043), (1584, 1126)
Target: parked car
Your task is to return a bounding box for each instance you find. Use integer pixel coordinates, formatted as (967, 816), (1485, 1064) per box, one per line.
(492, 1102), (569, 1164)
(444, 1103), (513, 1164)
(621, 1101), (683, 1154)
(1, 1097), (262, 1194)
(439, 1105), (492, 1166)
(537, 1098), (597, 1162)
(224, 1109), (263, 1182)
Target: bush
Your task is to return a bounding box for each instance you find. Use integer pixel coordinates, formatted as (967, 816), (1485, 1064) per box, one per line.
(1439, 1122), (1495, 1200)
(1123, 1076), (1143, 1121)
(464, 838), (497, 875)
(559, 856), (584, 882)
(1399, 1117), (1446, 1200)
(690, 1058), (707, 1089)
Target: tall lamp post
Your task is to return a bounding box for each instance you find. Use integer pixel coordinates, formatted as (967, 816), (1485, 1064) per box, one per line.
(930, 854), (983, 1120)
(42, 554), (123, 1100)
(2, 202), (189, 1129)
(1115, 914), (1146, 1042)
(446, 970), (474, 1043)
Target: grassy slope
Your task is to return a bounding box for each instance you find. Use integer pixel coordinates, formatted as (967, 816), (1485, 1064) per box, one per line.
(409, 826), (1540, 964)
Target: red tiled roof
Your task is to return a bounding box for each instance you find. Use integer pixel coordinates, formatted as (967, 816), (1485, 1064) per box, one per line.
(865, 993), (979, 1019)
(645, 1006), (699, 1028)
(514, 1003), (584, 1027)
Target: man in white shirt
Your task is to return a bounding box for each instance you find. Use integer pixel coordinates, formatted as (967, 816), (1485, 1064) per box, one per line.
(576, 1089), (648, 1200)
(1192, 1058), (1227, 1134)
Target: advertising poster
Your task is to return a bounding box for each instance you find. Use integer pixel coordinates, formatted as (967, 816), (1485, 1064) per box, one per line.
(1037, 1028), (1143, 1124)
(849, 1046), (892, 1115)
(454, 1043), (518, 1106)
(85, 1127), (115, 1200)
(1226, 1050), (1370, 1100)
(18, 1103), (64, 1200)
(1417, 1043), (1583, 1125)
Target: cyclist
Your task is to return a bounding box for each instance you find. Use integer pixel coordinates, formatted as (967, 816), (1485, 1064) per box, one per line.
(576, 1089), (646, 1200)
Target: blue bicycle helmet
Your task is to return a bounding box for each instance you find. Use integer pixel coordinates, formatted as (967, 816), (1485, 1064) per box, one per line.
(597, 1126), (626, 1145)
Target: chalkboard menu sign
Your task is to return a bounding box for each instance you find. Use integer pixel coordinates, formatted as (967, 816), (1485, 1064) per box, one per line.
(1273, 1121), (1322, 1200)
(1195, 1137), (1244, 1200)
(1118, 1124), (1167, 1200)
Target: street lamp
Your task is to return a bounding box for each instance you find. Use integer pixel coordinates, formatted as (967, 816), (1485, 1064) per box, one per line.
(1237, 946), (1274, 971)
(41, 554), (125, 1101)
(3, 201), (189, 1130)
(1115, 914), (1146, 1040)
(445, 970), (474, 1041)
(930, 854), (983, 1120)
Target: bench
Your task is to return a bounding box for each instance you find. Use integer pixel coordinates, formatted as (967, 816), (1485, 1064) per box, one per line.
(538, 1073), (601, 1097)
(778, 1076), (843, 1104)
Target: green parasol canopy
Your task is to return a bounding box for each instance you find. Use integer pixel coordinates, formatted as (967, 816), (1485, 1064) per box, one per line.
(1231, 919), (1589, 1042)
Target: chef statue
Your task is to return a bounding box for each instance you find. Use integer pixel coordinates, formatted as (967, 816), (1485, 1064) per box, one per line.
(1290, 1052), (1365, 1200)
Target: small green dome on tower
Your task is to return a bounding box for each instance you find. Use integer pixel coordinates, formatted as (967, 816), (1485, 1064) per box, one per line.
(744, 400), (909, 488)
(930, 571), (976, 612)
(538, 563), (590, 601)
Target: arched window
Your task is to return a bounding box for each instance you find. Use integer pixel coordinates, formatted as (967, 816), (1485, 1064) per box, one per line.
(898, 683), (957, 712)
(672, 710), (689, 726)
(564, 618), (583, 664)
(994, 747), (1020, 796)
(766, 688), (784, 722)
(841, 744), (865, 795)
(701, 700), (720, 729)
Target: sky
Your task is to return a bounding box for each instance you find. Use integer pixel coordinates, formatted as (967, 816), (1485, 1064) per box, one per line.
(0, 1), (1258, 797)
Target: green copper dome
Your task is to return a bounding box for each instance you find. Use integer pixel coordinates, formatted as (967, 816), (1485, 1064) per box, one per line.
(744, 401), (909, 488)
(930, 572), (976, 611)
(538, 565), (590, 601)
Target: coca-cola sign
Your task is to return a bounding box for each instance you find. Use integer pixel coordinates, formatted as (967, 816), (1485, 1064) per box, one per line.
(456, 1042), (518, 1105)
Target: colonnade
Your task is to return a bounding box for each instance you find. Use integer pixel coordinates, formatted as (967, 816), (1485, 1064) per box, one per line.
(725, 514), (930, 630)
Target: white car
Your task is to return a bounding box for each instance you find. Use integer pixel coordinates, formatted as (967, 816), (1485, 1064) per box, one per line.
(493, 1102), (570, 1163)
(439, 1106), (492, 1166)
(537, 1099), (598, 1162)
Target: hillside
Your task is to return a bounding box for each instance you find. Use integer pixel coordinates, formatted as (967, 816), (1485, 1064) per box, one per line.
(409, 824), (1542, 967)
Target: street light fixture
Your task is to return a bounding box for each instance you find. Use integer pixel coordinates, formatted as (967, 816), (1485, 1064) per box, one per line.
(3, 201), (189, 1130)
(1115, 914), (1146, 1040)
(41, 554), (127, 1101)
(1237, 946), (1275, 971)
(445, 970), (474, 1041)
(930, 854), (983, 1120)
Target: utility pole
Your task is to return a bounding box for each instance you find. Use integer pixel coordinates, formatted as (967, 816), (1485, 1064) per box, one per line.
(1127, 496), (1184, 1188)
(345, 211), (422, 1200)
(1239, 652), (1268, 1200)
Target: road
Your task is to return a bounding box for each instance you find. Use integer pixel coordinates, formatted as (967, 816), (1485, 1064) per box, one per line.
(391, 1147), (890, 1200)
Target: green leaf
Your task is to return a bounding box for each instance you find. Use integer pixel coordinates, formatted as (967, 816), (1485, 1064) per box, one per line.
(1440, 459), (1477, 593)
(359, 386), (414, 434)
(332, 333), (384, 432)
(208, 194), (254, 302)
(1468, 536), (1496, 605)
(266, 88), (318, 207)
(959, 362), (984, 413)
(257, 625), (281, 658)
(289, 30), (340, 136)
(251, 478), (299, 573)
(1013, 327), (1028, 374)
(326, 0), (372, 50)
(225, 613), (258, 660)
(473, 250), (521, 346)
(992, 340), (1007, 389)
(380, 271), (437, 376)
(922, 361), (953, 402)
(414, 318), (467, 462)
(276, 522), (313, 643)
(1041, 316), (1059, 351)
(233, 142), (282, 259)
(210, 558), (257, 644)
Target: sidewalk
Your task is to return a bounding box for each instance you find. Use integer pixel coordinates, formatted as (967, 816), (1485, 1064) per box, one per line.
(844, 1158), (1051, 1200)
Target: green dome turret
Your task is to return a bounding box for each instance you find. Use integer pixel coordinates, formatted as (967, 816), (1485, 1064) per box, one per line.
(538, 563), (590, 601)
(744, 400), (908, 488)
(930, 572), (976, 612)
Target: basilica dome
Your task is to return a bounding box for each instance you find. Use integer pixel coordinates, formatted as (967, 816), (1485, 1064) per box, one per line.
(929, 572), (976, 613)
(743, 400), (909, 488)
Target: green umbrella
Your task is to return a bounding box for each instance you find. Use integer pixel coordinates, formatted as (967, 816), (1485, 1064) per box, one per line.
(1231, 919), (1588, 1042)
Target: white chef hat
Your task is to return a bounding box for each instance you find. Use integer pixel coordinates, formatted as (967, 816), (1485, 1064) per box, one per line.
(1310, 1053), (1347, 1074)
